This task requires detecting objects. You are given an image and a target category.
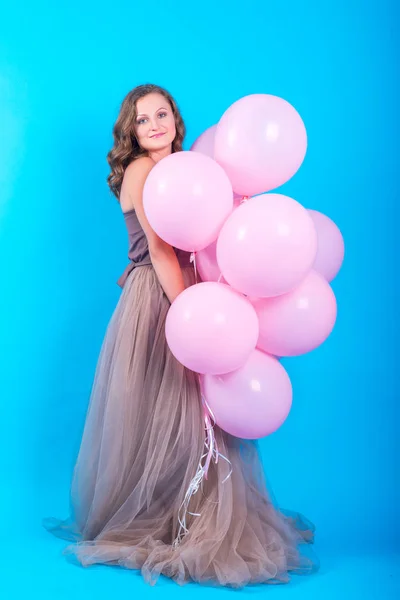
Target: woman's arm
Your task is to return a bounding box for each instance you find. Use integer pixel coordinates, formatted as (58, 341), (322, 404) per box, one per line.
(120, 157), (186, 304)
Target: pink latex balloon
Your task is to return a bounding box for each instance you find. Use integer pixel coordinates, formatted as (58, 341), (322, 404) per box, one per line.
(251, 270), (337, 357)
(190, 126), (246, 202)
(143, 151), (233, 252)
(190, 124), (217, 158)
(202, 349), (292, 439)
(196, 196), (241, 282)
(214, 94), (307, 196)
(217, 193), (317, 298)
(166, 282), (259, 375)
(308, 210), (345, 282)
(195, 239), (225, 283)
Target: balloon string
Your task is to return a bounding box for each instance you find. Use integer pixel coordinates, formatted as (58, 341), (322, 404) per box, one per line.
(202, 395), (218, 477)
(172, 393), (232, 549)
(190, 251), (198, 283)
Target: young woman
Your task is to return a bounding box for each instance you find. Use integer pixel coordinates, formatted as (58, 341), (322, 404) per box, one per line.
(43, 83), (317, 587)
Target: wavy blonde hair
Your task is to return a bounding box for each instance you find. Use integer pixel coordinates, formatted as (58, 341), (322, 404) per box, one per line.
(106, 84), (186, 199)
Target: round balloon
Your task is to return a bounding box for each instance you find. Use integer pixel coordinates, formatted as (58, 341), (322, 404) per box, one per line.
(166, 282), (259, 375)
(217, 193), (318, 297)
(143, 151), (233, 252)
(196, 196), (241, 282)
(308, 209), (345, 282)
(195, 239), (225, 283)
(251, 270), (337, 357)
(214, 94), (307, 196)
(202, 349), (292, 439)
(190, 124), (217, 158)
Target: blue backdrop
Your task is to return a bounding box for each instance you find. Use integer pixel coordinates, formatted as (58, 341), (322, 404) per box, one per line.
(0, 1), (398, 598)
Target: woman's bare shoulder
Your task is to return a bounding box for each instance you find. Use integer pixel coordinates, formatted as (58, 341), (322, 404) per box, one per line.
(124, 156), (155, 179)
(120, 157), (156, 212)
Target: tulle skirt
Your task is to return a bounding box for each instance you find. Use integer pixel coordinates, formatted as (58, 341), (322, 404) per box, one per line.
(43, 265), (318, 587)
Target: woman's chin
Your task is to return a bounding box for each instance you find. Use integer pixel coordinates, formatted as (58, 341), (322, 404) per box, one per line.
(148, 138), (173, 152)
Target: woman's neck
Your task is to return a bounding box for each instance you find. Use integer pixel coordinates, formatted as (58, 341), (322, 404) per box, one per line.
(149, 143), (173, 163)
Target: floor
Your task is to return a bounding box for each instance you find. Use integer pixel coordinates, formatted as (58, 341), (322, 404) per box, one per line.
(2, 531), (399, 599)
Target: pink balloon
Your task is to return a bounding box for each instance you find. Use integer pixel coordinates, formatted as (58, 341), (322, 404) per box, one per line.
(195, 239), (224, 283)
(202, 349), (292, 439)
(251, 270), (337, 357)
(190, 124), (217, 158)
(166, 282), (259, 375)
(308, 210), (345, 282)
(143, 151), (233, 252)
(190, 127), (244, 203)
(196, 196), (241, 282)
(214, 94), (307, 196)
(217, 193), (317, 298)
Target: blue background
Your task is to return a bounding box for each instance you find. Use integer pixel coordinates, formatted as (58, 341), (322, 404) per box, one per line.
(0, 0), (398, 598)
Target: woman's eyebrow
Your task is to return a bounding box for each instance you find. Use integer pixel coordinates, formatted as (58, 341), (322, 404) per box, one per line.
(137, 107), (168, 117)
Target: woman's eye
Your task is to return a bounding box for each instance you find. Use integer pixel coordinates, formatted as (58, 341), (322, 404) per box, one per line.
(137, 118), (147, 125)
(158, 112), (167, 119)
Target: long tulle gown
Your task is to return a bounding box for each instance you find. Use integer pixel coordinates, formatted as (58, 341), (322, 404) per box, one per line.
(43, 208), (318, 587)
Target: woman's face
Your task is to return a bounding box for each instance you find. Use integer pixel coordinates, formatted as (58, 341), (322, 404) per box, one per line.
(134, 93), (176, 153)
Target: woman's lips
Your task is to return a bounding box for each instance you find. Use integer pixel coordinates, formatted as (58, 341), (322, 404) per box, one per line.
(151, 133), (165, 139)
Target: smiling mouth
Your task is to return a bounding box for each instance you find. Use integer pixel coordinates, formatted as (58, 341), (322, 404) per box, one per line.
(150, 133), (166, 139)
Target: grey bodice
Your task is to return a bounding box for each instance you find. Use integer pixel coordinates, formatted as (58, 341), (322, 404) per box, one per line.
(117, 208), (192, 287)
